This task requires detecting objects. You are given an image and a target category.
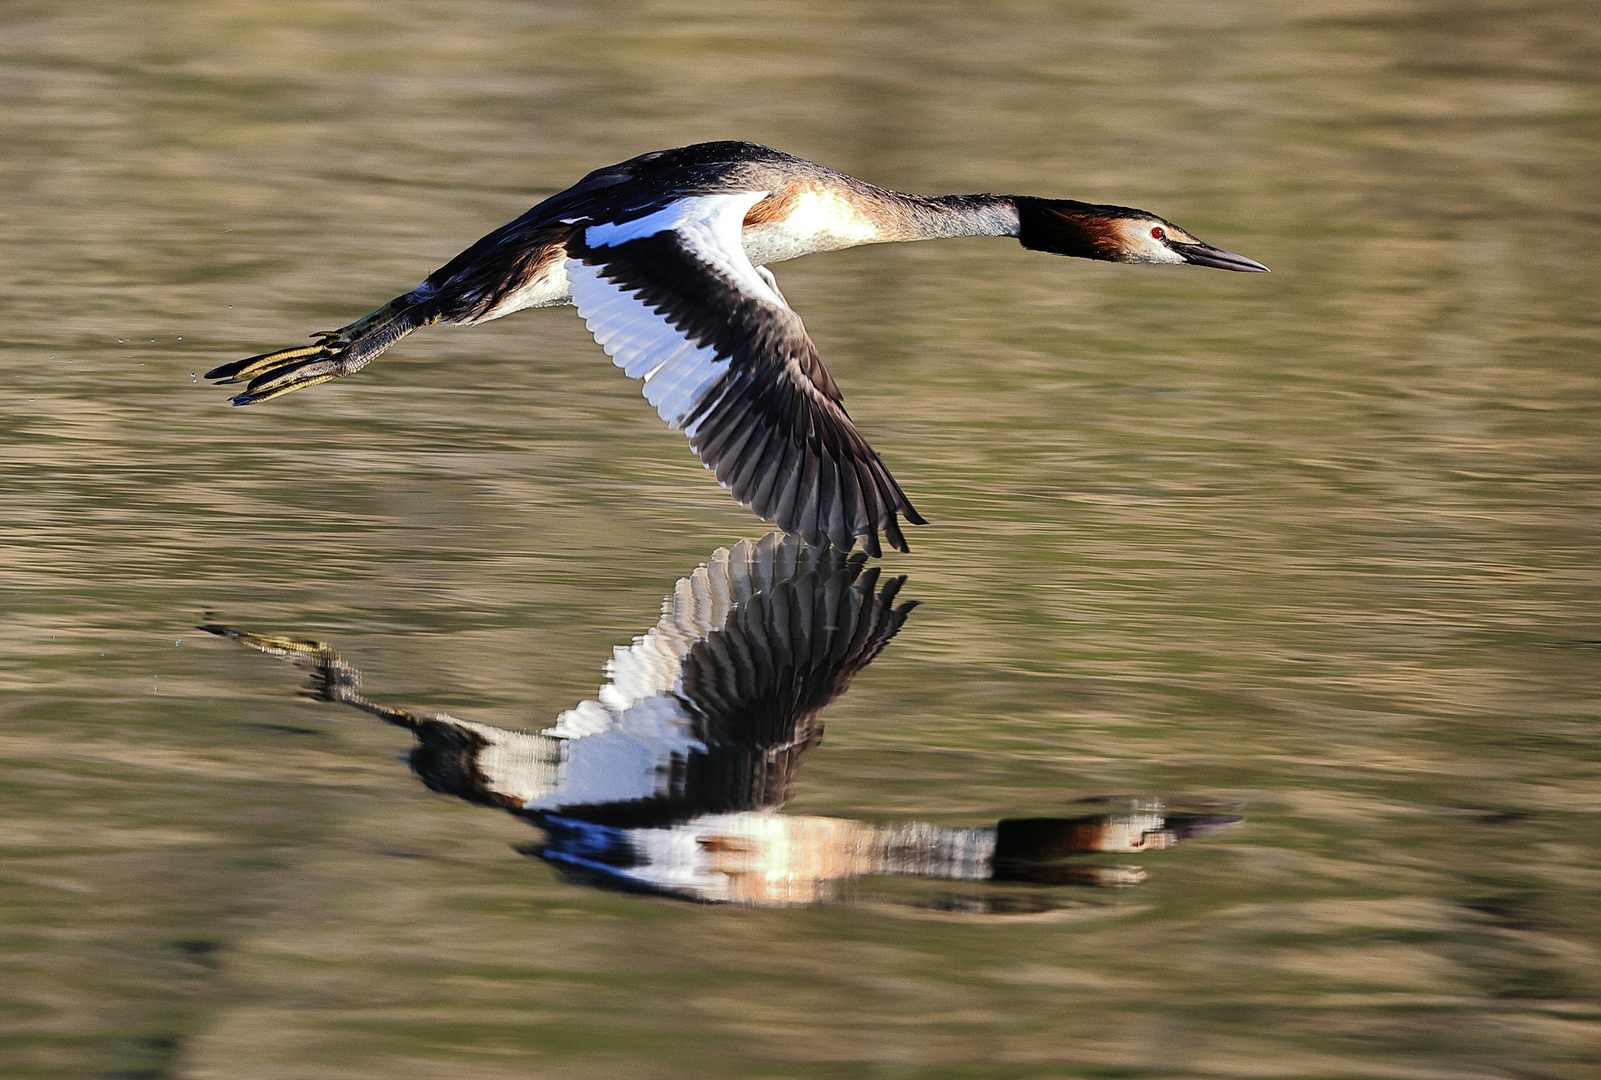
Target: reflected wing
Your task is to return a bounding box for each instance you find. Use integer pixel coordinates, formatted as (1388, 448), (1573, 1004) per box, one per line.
(667, 548), (915, 814)
(536, 533), (916, 822)
(565, 192), (924, 555)
(544, 532), (842, 737)
(206, 535), (917, 826)
(679, 546), (912, 753)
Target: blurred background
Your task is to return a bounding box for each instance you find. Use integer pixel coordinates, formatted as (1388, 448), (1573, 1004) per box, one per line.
(2, 1), (1598, 1077)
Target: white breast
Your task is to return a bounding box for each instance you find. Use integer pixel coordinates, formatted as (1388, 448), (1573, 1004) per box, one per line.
(740, 189), (882, 266)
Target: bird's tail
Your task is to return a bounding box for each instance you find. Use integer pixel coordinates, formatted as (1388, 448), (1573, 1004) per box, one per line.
(205, 293), (440, 406)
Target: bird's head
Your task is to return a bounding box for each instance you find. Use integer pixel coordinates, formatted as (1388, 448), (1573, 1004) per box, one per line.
(1016, 197), (1269, 272)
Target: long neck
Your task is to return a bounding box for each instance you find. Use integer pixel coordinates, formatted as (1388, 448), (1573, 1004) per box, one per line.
(865, 191), (1123, 261)
(878, 192), (1021, 242)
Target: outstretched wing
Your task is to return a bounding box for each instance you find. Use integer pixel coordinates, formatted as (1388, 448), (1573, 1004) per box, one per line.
(565, 192), (924, 556)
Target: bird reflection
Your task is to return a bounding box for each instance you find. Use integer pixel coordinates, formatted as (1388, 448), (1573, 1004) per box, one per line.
(205, 534), (1238, 905)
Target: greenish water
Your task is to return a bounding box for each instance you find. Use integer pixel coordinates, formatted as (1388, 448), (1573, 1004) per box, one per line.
(3, 2), (1598, 1077)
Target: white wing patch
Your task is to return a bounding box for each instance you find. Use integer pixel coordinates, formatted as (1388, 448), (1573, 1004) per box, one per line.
(541, 535), (801, 740)
(583, 192), (780, 308)
(532, 536), (806, 808)
(568, 191), (790, 430)
(568, 264), (724, 429)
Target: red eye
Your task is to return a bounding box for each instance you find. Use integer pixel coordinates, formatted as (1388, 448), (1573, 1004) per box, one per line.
(1150, 226), (1165, 240)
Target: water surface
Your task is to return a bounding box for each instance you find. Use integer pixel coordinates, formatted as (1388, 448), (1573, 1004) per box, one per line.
(3, 2), (1599, 1077)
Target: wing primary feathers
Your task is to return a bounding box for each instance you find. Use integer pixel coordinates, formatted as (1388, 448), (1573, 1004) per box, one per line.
(729, 423), (775, 507)
(822, 451), (849, 551)
(840, 457), (867, 551)
(793, 452), (822, 547)
(747, 420), (794, 518)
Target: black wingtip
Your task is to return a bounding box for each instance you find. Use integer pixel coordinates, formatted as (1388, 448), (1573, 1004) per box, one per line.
(881, 516), (909, 555)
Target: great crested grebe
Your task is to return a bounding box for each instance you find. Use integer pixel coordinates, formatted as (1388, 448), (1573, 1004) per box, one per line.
(208, 141), (1268, 555)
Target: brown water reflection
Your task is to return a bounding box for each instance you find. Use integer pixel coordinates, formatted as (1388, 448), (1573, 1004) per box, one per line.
(3, 1), (1600, 1078)
(205, 535), (1239, 905)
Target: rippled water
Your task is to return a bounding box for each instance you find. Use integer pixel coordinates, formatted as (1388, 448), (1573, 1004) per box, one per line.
(4, 2), (1599, 1077)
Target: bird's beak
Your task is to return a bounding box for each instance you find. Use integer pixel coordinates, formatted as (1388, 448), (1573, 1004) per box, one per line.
(1170, 240), (1270, 273)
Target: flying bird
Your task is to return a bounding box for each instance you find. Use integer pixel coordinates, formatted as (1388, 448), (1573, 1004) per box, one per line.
(208, 141), (1269, 555)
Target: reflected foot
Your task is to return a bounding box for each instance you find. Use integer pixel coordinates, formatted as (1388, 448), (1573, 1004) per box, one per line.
(200, 623), (411, 726)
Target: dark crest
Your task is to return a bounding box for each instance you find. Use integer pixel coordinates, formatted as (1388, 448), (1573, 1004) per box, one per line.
(1016, 197), (1157, 262)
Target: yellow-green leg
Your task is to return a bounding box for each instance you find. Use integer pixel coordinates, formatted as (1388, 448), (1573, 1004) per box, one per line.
(205, 296), (440, 405)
